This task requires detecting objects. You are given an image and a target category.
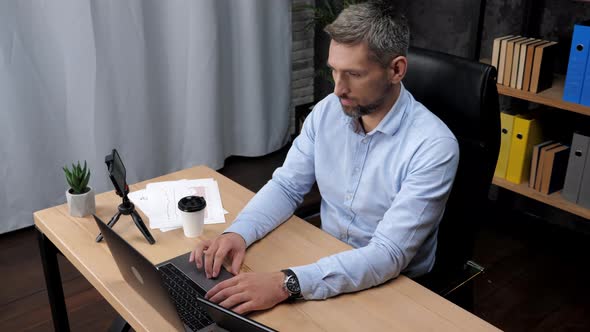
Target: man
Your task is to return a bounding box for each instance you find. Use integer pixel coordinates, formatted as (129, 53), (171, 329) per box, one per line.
(189, 1), (459, 315)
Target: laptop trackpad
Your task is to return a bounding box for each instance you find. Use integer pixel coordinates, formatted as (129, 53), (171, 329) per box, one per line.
(163, 252), (235, 295)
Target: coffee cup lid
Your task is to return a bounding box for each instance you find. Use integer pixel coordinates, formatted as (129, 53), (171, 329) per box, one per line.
(178, 196), (206, 212)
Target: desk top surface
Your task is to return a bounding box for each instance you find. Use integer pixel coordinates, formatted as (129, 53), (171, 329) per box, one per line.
(34, 166), (500, 332)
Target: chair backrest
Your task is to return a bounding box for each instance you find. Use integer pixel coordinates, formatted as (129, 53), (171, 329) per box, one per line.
(403, 47), (500, 274)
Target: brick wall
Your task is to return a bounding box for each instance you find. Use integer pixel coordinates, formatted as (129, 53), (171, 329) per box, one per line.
(290, 0), (315, 135)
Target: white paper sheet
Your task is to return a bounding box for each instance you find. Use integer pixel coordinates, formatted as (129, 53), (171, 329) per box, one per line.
(128, 178), (226, 232)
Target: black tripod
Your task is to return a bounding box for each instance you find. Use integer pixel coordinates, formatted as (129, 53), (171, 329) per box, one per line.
(95, 195), (155, 244)
(96, 149), (155, 244)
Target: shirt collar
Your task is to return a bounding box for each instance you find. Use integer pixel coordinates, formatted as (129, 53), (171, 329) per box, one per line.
(370, 82), (408, 136)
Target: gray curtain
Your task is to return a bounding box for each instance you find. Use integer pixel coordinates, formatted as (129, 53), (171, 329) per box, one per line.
(0, 0), (292, 234)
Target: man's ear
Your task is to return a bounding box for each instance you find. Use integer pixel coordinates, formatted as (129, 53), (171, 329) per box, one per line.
(388, 56), (407, 84)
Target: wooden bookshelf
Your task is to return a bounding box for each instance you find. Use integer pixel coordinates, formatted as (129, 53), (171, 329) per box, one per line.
(482, 56), (590, 219)
(492, 177), (590, 220)
(496, 75), (590, 116)
(480, 58), (590, 116)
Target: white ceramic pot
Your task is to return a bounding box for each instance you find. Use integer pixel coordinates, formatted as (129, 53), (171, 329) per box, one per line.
(66, 186), (96, 217)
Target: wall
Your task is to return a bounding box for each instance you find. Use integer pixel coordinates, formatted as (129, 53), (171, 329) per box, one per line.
(292, 0), (315, 107)
(398, 0), (483, 59)
(291, 0), (315, 134)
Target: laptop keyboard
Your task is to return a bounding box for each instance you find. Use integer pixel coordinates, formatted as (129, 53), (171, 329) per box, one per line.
(159, 263), (214, 331)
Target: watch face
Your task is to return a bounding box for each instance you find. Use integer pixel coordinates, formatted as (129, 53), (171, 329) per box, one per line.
(286, 275), (301, 294)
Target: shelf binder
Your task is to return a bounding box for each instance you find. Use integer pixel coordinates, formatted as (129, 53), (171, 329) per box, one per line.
(562, 132), (590, 203)
(579, 159), (590, 208)
(516, 39), (540, 90)
(522, 40), (549, 92)
(529, 41), (558, 93)
(534, 142), (561, 191)
(498, 36), (522, 84)
(503, 37), (528, 86)
(563, 21), (590, 105)
(529, 140), (556, 189)
(495, 112), (516, 178)
(540, 145), (570, 195)
(511, 38), (535, 88)
(506, 114), (543, 184)
(491, 35), (514, 70)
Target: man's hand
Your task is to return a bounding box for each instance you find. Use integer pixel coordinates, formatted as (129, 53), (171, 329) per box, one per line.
(189, 232), (246, 278)
(205, 272), (289, 314)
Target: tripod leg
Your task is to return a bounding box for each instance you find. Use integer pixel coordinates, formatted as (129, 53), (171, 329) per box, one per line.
(130, 210), (155, 244)
(96, 212), (122, 242)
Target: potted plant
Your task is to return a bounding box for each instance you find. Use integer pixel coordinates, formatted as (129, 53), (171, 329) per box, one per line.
(63, 161), (95, 217)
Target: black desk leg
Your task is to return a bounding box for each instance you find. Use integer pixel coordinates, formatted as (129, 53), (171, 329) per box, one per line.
(37, 228), (71, 332)
(108, 314), (131, 332)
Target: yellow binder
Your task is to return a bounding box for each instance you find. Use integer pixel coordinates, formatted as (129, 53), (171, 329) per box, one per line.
(494, 112), (516, 178)
(506, 114), (543, 184)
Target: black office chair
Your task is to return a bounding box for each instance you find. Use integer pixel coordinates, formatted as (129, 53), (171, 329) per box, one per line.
(403, 47), (500, 309)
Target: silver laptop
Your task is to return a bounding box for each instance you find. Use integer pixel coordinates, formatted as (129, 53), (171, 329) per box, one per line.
(93, 215), (276, 332)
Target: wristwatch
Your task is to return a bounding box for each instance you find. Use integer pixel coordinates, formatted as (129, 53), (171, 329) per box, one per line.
(281, 269), (302, 300)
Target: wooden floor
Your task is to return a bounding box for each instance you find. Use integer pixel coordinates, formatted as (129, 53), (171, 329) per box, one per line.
(0, 228), (117, 331)
(472, 210), (590, 331)
(2, 144), (590, 331)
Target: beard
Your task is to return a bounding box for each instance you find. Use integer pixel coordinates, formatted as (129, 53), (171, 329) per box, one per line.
(341, 98), (385, 119)
(339, 82), (394, 119)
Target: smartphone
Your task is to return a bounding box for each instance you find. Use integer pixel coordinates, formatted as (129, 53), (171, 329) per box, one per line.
(105, 149), (128, 197)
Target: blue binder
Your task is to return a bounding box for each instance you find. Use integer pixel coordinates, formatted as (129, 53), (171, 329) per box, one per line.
(563, 22), (590, 105)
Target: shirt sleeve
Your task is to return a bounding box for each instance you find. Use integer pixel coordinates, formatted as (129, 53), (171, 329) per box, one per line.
(290, 137), (459, 300)
(223, 107), (320, 247)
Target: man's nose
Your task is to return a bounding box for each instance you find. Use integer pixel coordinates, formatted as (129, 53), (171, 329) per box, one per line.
(333, 75), (349, 96)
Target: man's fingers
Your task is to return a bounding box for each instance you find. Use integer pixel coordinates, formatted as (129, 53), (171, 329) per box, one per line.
(189, 250), (194, 263)
(231, 250), (246, 275)
(208, 285), (242, 304)
(191, 239), (211, 269)
(212, 246), (230, 278)
(219, 292), (248, 309)
(232, 301), (255, 315)
(205, 272), (285, 315)
(204, 242), (219, 278)
(196, 240), (212, 269)
(205, 277), (240, 300)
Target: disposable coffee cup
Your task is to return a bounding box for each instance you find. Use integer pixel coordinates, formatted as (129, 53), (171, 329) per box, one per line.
(178, 196), (206, 238)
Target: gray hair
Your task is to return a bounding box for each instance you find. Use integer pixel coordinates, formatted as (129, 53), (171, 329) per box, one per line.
(324, 1), (410, 67)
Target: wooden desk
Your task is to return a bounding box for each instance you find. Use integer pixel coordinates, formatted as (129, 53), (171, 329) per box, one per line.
(35, 166), (500, 331)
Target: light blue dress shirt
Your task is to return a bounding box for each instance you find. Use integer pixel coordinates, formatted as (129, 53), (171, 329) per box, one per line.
(224, 84), (459, 300)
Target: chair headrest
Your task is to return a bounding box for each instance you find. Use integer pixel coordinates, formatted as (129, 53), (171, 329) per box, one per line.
(404, 47), (499, 153)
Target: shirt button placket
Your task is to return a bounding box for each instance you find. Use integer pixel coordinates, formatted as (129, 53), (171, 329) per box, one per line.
(344, 135), (370, 241)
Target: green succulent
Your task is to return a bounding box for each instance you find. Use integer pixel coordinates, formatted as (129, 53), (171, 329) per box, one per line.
(63, 161), (91, 195)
